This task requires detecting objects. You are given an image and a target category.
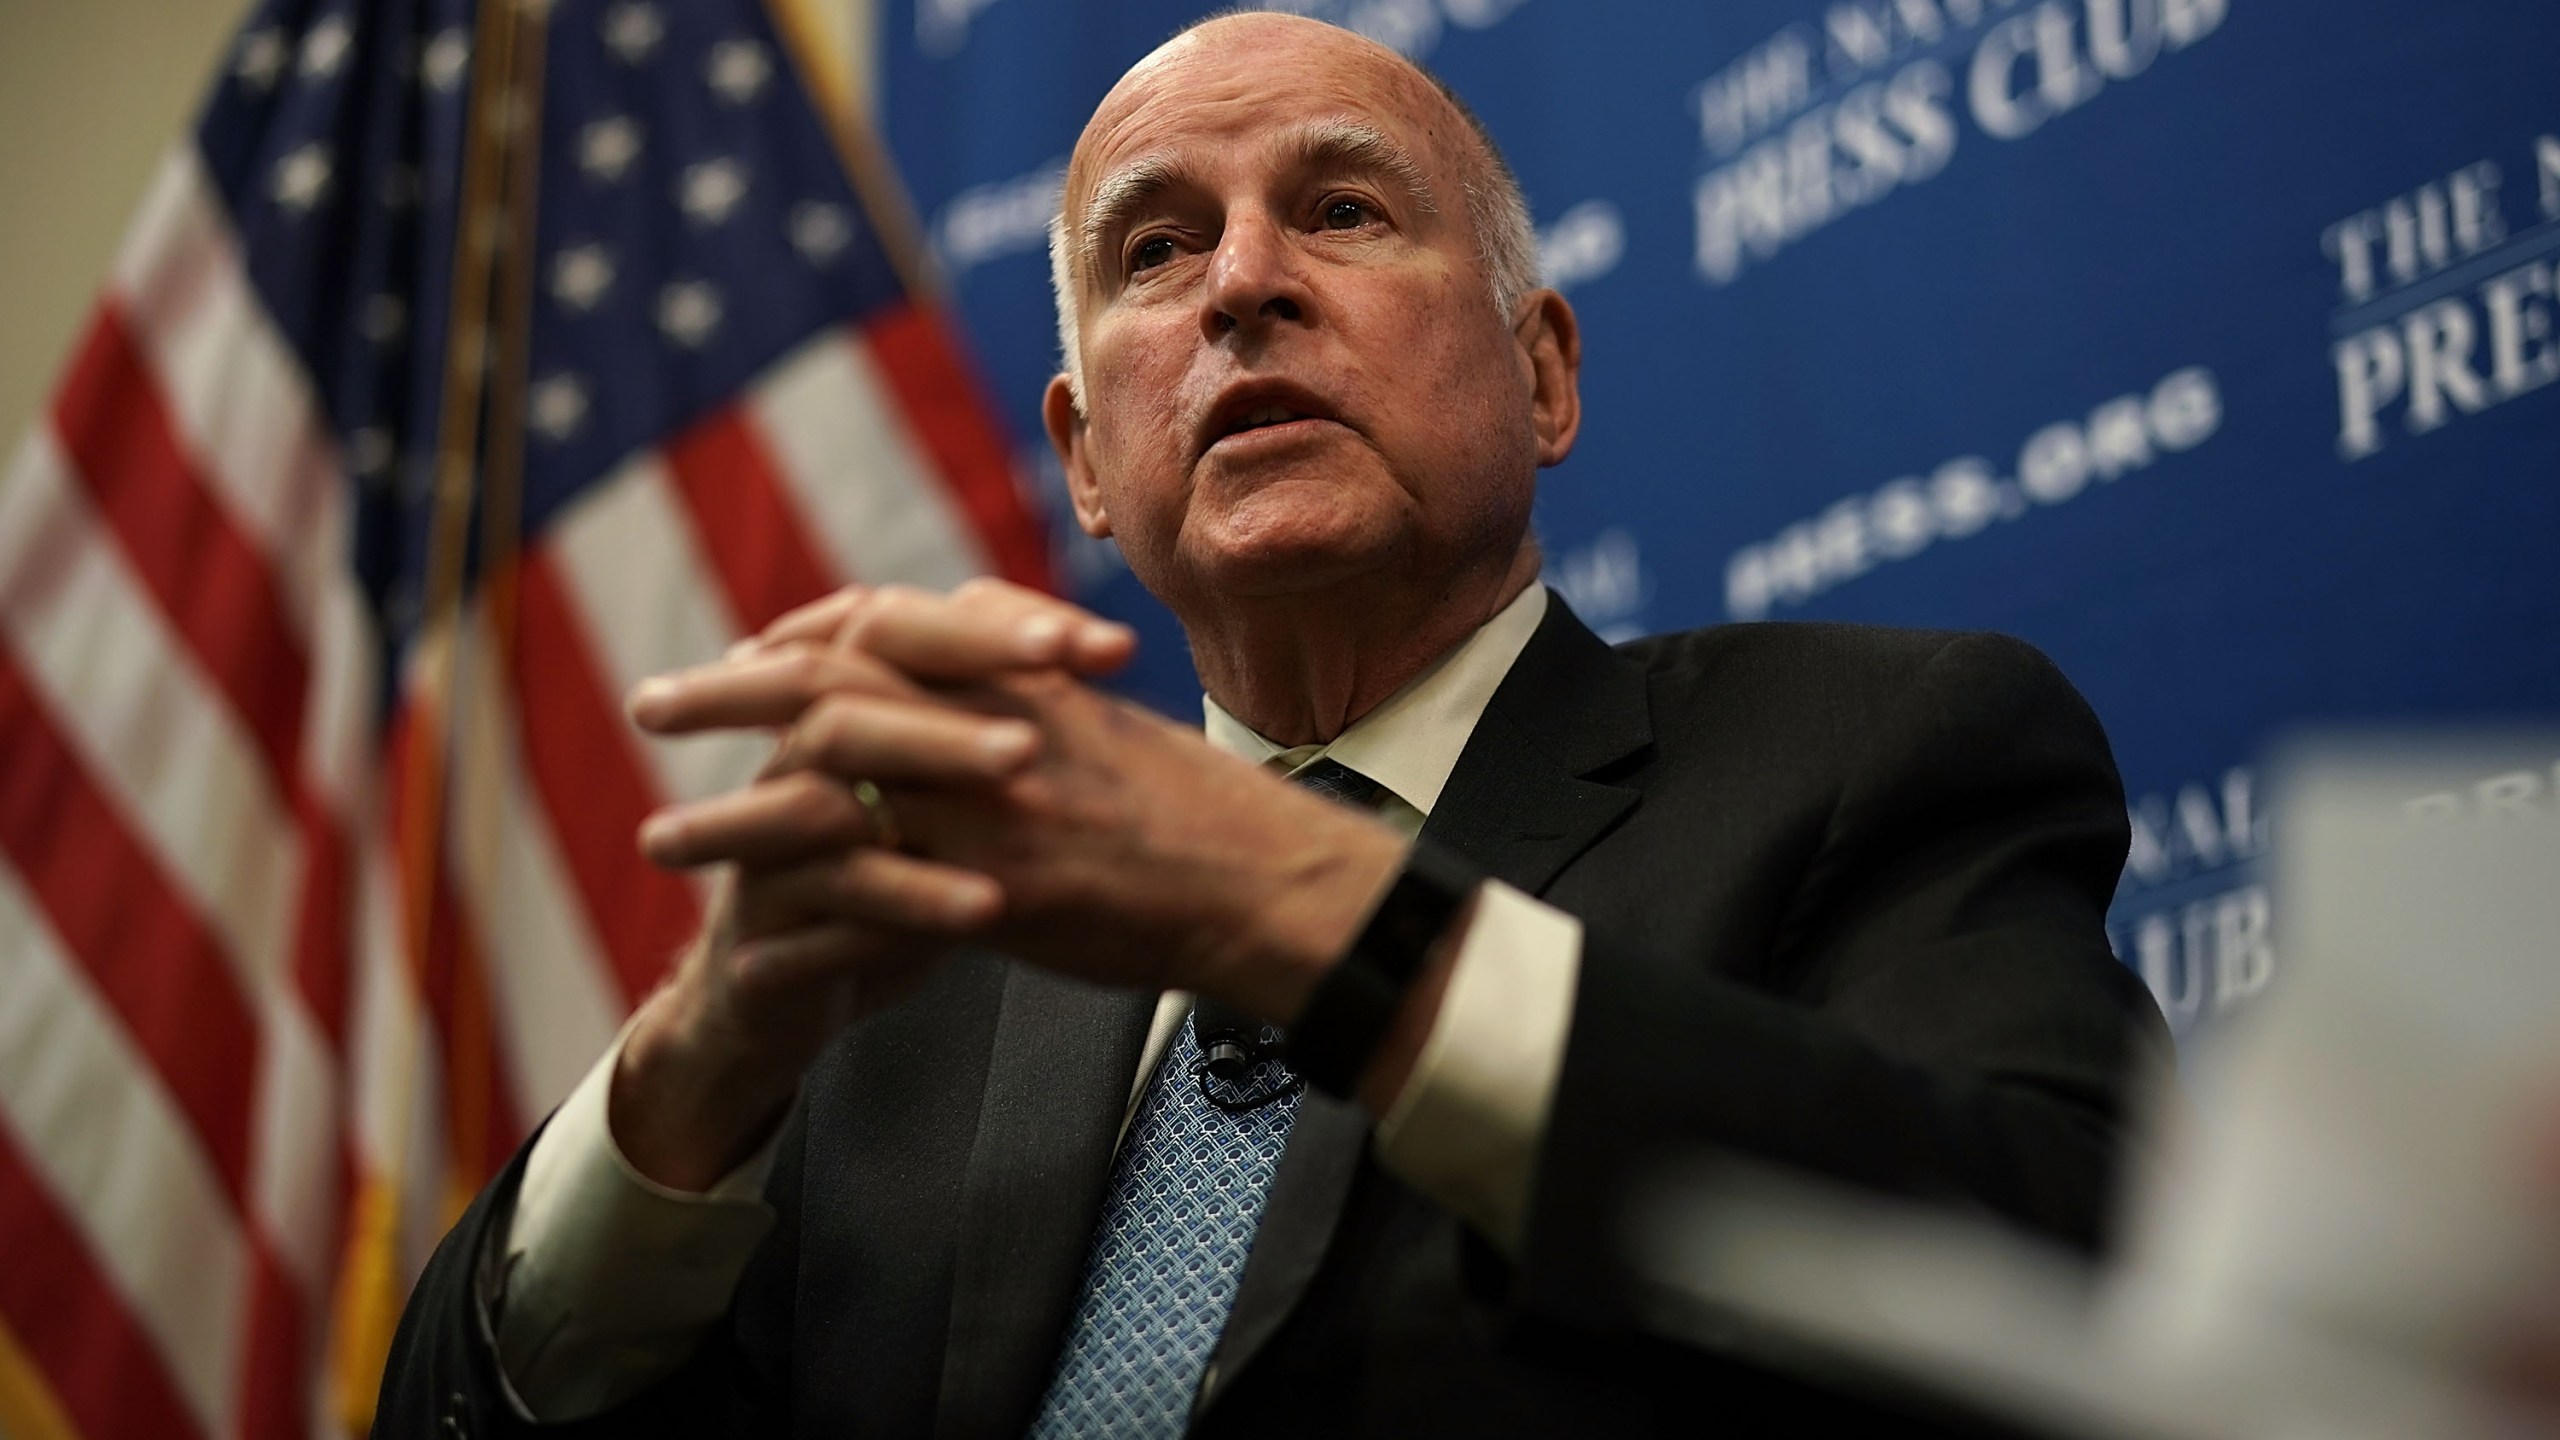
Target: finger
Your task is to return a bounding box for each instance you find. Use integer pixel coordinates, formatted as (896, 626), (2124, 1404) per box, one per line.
(845, 582), (1135, 681)
(942, 575), (1139, 675)
(1063, 618), (1137, 676)
(776, 691), (1039, 787)
(641, 771), (881, 869)
(733, 846), (1004, 938)
(641, 698), (1031, 867)
(752, 586), (872, 651)
(628, 644), (920, 734)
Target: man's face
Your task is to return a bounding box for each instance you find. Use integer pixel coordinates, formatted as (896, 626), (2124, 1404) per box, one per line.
(1045, 18), (1569, 614)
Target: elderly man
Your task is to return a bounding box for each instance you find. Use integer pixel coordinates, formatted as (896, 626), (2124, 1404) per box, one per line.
(383, 11), (2168, 1438)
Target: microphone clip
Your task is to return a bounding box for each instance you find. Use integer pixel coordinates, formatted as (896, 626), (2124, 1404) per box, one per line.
(1189, 1000), (1304, 1114)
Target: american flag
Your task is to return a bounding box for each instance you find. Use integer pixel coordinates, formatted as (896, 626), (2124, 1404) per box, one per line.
(0, 0), (1049, 1434)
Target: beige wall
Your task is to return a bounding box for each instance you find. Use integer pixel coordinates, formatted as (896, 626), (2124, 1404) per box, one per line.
(0, 0), (876, 455)
(0, 0), (254, 451)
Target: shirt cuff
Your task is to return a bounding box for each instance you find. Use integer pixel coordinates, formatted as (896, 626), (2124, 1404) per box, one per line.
(486, 1029), (782, 1420)
(1371, 878), (1582, 1255)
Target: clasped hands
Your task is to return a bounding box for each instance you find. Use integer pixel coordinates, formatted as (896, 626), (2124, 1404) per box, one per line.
(608, 579), (1411, 1189)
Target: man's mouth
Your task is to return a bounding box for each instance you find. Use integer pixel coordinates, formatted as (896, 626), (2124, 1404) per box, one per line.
(1200, 383), (1344, 456)
(1225, 405), (1312, 436)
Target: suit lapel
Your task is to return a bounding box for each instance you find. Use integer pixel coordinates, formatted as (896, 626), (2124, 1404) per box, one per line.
(1205, 596), (1653, 1395)
(934, 963), (1154, 1440)
(1427, 594), (1652, 896)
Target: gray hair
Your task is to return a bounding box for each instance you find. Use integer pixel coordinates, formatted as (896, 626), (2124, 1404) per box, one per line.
(1048, 58), (1539, 413)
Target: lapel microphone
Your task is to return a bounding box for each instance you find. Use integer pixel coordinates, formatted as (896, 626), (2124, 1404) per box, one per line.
(1190, 998), (1303, 1114)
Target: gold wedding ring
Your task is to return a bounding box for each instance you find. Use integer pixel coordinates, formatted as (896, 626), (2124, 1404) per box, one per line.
(852, 779), (902, 852)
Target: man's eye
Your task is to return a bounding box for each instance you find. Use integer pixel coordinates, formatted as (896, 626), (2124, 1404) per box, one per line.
(1321, 199), (1375, 230)
(1130, 236), (1177, 273)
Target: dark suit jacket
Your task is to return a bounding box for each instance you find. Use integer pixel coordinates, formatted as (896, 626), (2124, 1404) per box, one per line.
(381, 597), (2172, 1439)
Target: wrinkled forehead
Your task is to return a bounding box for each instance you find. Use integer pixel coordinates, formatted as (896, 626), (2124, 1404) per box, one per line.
(1062, 20), (1461, 234)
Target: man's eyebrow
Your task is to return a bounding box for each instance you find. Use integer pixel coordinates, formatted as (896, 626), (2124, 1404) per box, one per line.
(1278, 120), (1437, 215)
(1080, 155), (1186, 277)
(1075, 119), (1438, 278)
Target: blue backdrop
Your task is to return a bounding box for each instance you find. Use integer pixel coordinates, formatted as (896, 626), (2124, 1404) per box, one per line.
(876, 0), (2560, 1041)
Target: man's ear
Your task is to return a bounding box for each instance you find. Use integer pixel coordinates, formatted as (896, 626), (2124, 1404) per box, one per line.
(1043, 374), (1112, 537)
(1515, 289), (1583, 468)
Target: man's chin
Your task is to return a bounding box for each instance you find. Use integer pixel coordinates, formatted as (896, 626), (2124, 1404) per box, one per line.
(1179, 531), (1401, 601)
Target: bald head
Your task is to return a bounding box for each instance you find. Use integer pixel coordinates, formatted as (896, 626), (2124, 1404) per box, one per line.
(1047, 12), (1537, 410)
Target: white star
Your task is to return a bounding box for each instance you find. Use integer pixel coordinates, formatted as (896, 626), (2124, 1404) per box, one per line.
(348, 426), (394, 479)
(422, 28), (470, 93)
(528, 374), (590, 442)
(271, 143), (334, 214)
(299, 14), (353, 80)
(579, 116), (643, 182)
(789, 201), (853, 265)
(359, 293), (407, 344)
(678, 158), (749, 226)
(235, 27), (289, 91)
(655, 281), (723, 348)
(602, 2), (665, 64)
(549, 244), (616, 311)
(705, 39), (772, 104)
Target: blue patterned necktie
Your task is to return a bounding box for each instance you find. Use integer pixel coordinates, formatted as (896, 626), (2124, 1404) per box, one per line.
(1025, 758), (1379, 1440)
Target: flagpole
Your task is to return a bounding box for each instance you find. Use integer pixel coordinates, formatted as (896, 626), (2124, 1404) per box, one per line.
(327, 0), (546, 1428)
(448, 0), (548, 1233)
(766, 0), (939, 300)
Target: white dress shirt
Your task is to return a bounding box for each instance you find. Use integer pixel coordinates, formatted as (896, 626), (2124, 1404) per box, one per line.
(491, 584), (1584, 1419)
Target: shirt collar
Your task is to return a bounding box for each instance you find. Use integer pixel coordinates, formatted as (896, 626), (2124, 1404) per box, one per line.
(1200, 584), (1547, 818)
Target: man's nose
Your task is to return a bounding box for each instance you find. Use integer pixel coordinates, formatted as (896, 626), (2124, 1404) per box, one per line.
(1201, 214), (1309, 339)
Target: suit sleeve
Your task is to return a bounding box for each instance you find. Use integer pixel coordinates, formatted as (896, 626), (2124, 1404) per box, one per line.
(1515, 630), (2172, 1331)
(373, 1094), (811, 1438)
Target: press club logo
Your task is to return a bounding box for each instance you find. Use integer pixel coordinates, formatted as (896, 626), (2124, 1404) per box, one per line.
(1690, 0), (2230, 287)
(2325, 135), (2560, 460)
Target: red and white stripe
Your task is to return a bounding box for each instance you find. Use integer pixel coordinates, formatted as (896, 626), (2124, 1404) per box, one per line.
(0, 138), (1046, 1439)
